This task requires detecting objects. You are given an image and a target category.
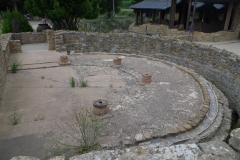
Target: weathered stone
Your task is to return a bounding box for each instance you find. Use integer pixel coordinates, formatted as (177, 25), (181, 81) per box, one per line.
(187, 120), (197, 127)
(200, 107), (208, 113)
(182, 123), (192, 130)
(198, 141), (239, 159)
(143, 132), (152, 139)
(48, 156), (65, 160)
(202, 105), (209, 110)
(10, 156), (40, 160)
(229, 128), (240, 151)
(134, 133), (144, 142)
(177, 126), (187, 132)
(167, 127), (181, 134)
(198, 111), (206, 118)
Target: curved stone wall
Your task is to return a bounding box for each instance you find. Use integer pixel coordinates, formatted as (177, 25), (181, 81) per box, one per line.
(55, 32), (240, 116)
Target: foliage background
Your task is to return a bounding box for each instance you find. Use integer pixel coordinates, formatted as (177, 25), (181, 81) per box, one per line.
(1, 10), (33, 33)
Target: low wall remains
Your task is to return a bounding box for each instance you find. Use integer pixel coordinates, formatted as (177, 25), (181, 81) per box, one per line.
(0, 34), (12, 105)
(129, 23), (240, 42)
(54, 31), (240, 117)
(12, 32), (47, 44)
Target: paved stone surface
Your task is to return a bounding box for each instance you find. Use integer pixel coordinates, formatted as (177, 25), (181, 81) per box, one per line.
(70, 54), (204, 143)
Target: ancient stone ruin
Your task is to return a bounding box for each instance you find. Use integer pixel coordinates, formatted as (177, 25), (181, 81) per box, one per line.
(0, 26), (240, 159)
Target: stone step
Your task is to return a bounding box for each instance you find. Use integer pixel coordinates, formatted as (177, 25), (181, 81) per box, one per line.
(8, 61), (60, 71)
(186, 82), (231, 143)
(200, 84), (232, 142)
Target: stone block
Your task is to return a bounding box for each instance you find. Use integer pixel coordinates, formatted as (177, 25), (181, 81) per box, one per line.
(182, 124), (192, 130)
(190, 117), (202, 125)
(48, 156), (65, 160)
(10, 156), (40, 160)
(167, 127), (181, 135)
(198, 141), (239, 159)
(187, 120), (197, 127)
(229, 128), (240, 151)
(177, 126), (187, 132)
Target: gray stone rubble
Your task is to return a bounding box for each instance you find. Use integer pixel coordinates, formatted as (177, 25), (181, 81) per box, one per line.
(229, 128), (240, 152)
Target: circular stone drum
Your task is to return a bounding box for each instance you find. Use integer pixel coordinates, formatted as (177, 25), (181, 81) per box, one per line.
(113, 58), (122, 65)
(93, 99), (108, 115)
(60, 55), (68, 63)
(141, 73), (152, 84)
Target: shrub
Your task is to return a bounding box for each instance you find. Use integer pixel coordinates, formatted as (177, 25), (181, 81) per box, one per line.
(1, 10), (33, 33)
(54, 106), (104, 154)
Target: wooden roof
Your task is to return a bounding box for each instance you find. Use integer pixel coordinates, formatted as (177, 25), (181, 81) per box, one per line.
(130, 0), (238, 10)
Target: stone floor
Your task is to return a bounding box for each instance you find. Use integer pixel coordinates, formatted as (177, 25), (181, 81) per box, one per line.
(2, 42), (237, 160)
(0, 43), (208, 159)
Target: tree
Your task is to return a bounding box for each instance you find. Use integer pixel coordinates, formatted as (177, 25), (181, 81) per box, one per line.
(132, 0), (142, 4)
(1, 10), (33, 33)
(0, 0), (24, 12)
(99, 0), (122, 15)
(24, 0), (101, 30)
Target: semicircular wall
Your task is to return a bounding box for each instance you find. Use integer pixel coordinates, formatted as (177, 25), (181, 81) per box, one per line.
(54, 31), (240, 116)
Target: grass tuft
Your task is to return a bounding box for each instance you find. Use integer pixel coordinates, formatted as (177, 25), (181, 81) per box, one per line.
(70, 77), (76, 87)
(11, 59), (21, 73)
(8, 107), (21, 125)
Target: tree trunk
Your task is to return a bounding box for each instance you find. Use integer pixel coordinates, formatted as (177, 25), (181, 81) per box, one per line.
(14, 1), (18, 12)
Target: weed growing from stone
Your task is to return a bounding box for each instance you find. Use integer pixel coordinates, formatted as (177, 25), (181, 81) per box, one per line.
(79, 76), (88, 87)
(11, 59), (21, 73)
(76, 68), (88, 87)
(53, 106), (104, 154)
(8, 107), (21, 125)
(70, 77), (75, 87)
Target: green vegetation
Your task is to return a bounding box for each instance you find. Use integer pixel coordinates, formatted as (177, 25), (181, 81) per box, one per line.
(79, 77), (88, 87)
(25, 0), (101, 30)
(0, 20), (2, 34)
(1, 10), (33, 33)
(77, 9), (135, 33)
(0, 0), (25, 12)
(55, 106), (104, 154)
(8, 107), (21, 125)
(11, 58), (21, 73)
(120, 0), (134, 9)
(70, 77), (76, 87)
(100, 0), (122, 15)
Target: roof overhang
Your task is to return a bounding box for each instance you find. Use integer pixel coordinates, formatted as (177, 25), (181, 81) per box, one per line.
(129, 0), (182, 10)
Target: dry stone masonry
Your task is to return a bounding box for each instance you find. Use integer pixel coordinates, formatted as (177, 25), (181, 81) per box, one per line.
(0, 26), (240, 159)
